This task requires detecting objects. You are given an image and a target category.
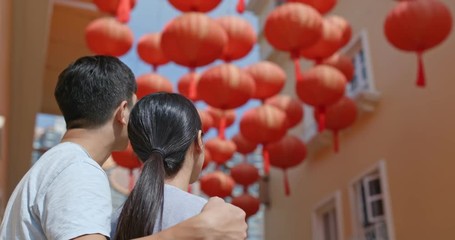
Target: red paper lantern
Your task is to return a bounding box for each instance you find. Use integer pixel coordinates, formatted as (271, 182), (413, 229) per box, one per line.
(288, 0), (337, 15)
(322, 54), (354, 81)
(200, 171), (235, 198)
(136, 73), (173, 99)
(205, 137), (237, 165)
(197, 109), (214, 133)
(112, 143), (142, 191)
(137, 33), (169, 71)
(198, 64), (255, 110)
(178, 72), (201, 101)
(296, 65), (346, 132)
(300, 16), (346, 63)
(265, 95), (304, 128)
(315, 96), (357, 152)
(93, 0), (136, 23)
(216, 16), (256, 62)
(231, 194), (261, 219)
(264, 3), (323, 82)
(384, 0), (452, 87)
(266, 135), (307, 196)
(232, 133), (257, 155)
(244, 61), (286, 101)
(85, 17), (133, 57)
(326, 15), (352, 47)
(168, 0), (221, 12)
(231, 162), (259, 188)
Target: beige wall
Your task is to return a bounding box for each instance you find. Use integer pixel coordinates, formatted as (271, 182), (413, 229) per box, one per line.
(264, 0), (455, 239)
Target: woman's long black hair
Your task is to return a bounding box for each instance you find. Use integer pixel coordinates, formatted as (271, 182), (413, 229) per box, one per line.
(114, 92), (202, 239)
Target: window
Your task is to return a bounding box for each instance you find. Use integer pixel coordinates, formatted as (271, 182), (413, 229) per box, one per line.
(313, 191), (343, 240)
(349, 161), (395, 240)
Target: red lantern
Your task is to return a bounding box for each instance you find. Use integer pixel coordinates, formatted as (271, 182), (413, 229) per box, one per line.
(264, 3), (323, 82)
(315, 96), (357, 152)
(178, 72), (201, 101)
(168, 0), (221, 12)
(216, 16), (256, 62)
(206, 107), (236, 139)
(244, 61), (286, 101)
(265, 95), (304, 128)
(384, 0), (452, 87)
(198, 64), (255, 110)
(231, 162), (259, 189)
(205, 137), (237, 165)
(137, 33), (169, 72)
(232, 133), (257, 155)
(322, 54), (354, 81)
(112, 143), (142, 191)
(300, 16), (346, 63)
(231, 194), (261, 219)
(287, 0), (337, 15)
(197, 109), (214, 133)
(93, 0), (136, 23)
(296, 65), (346, 132)
(266, 135), (307, 196)
(200, 171), (235, 198)
(326, 15), (352, 47)
(136, 73), (173, 99)
(85, 17), (133, 57)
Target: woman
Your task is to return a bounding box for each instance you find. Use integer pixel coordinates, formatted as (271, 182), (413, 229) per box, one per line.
(112, 93), (206, 239)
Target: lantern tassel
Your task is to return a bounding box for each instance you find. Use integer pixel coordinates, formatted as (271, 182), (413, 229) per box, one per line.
(284, 169), (291, 196)
(262, 147), (270, 175)
(152, 65), (158, 73)
(236, 0), (245, 13)
(333, 130), (339, 153)
(292, 54), (303, 82)
(417, 52), (426, 88)
(219, 112), (227, 140)
(243, 185), (248, 194)
(188, 67), (197, 101)
(128, 169), (134, 192)
(117, 0), (130, 23)
(317, 106), (326, 132)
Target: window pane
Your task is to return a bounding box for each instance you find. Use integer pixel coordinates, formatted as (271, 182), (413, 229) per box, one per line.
(368, 178), (382, 195)
(371, 200), (384, 217)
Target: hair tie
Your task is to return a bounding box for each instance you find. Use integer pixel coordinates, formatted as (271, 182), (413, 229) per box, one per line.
(150, 149), (165, 159)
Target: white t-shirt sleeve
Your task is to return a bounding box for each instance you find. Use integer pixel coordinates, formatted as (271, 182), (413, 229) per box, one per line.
(41, 161), (112, 240)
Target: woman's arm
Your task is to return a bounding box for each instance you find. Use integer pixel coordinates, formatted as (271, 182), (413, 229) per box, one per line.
(136, 197), (247, 240)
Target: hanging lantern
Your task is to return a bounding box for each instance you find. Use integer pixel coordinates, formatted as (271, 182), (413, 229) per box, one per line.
(232, 133), (257, 155)
(230, 162), (260, 189)
(161, 13), (227, 100)
(178, 72), (201, 101)
(240, 105), (288, 174)
(384, 0), (452, 87)
(202, 147), (212, 170)
(136, 73), (173, 99)
(206, 107), (236, 139)
(200, 171), (235, 198)
(205, 137), (237, 165)
(216, 16), (256, 62)
(266, 135), (307, 196)
(264, 3), (323, 82)
(111, 143), (142, 191)
(326, 15), (352, 47)
(315, 96), (357, 152)
(198, 63), (255, 110)
(93, 0), (136, 23)
(137, 33), (169, 72)
(287, 0), (337, 15)
(265, 95), (304, 129)
(168, 0), (221, 12)
(197, 109), (214, 133)
(232, 194), (261, 219)
(85, 17), (134, 57)
(300, 16), (346, 64)
(322, 54), (354, 82)
(296, 65), (346, 132)
(244, 61), (286, 102)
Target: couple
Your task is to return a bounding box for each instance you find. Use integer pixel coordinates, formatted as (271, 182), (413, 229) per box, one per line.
(0, 56), (247, 240)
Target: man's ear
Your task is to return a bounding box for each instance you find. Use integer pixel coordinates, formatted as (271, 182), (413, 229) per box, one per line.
(114, 100), (129, 125)
(196, 130), (204, 152)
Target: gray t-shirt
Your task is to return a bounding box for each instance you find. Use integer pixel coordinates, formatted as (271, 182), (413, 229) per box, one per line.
(111, 184), (207, 238)
(0, 142), (112, 240)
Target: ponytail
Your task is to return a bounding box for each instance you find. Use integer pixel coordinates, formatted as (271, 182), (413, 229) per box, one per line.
(114, 151), (166, 239)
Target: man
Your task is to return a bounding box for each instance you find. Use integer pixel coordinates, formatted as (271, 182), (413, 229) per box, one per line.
(0, 56), (247, 240)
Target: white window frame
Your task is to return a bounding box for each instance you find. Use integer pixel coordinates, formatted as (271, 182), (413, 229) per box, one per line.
(312, 191), (344, 240)
(348, 160), (395, 240)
